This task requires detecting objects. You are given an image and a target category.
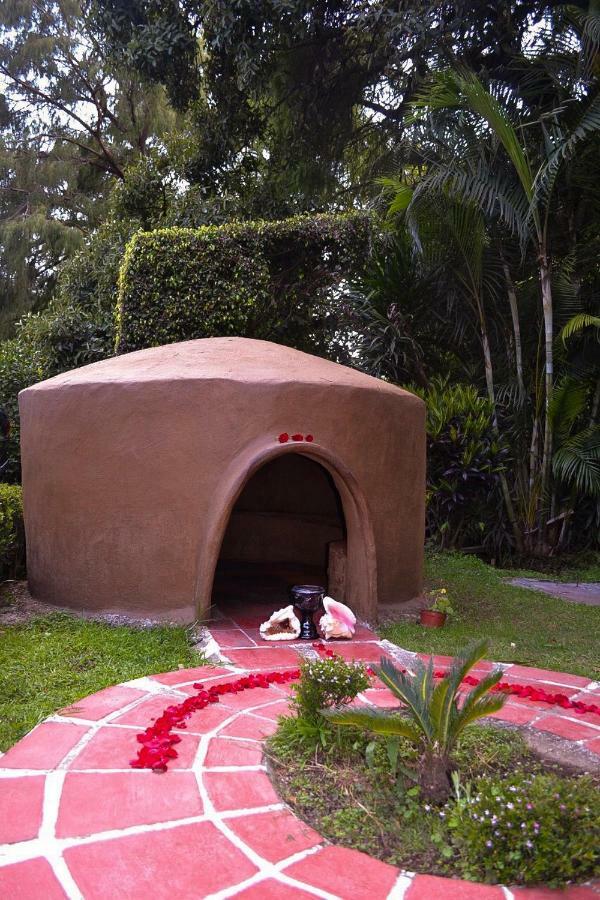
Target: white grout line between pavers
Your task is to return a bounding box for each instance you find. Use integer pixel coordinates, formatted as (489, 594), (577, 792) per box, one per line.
(386, 873), (414, 898)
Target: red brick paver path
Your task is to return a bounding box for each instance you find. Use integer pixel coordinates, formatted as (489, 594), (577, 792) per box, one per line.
(1, 605), (598, 899)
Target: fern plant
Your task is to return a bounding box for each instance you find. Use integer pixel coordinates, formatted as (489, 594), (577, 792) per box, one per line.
(323, 640), (506, 802)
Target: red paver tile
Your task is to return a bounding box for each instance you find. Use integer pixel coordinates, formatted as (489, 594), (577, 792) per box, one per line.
(486, 703), (541, 726)
(70, 725), (200, 770)
(320, 642), (393, 663)
(407, 874), (504, 898)
(227, 809), (321, 862)
(0, 775), (45, 843)
(232, 879), (317, 898)
(204, 770), (279, 811)
(585, 736), (600, 755)
(150, 666), (229, 686)
(56, 771), (202, 837)
(504, 666), (591, 689)
(210, 628), (258, 648)
(426, 654), (457, 667)
(224, 615), (270, 630)
(363, 688), (401, 709)
(204, 738), (264, 767)
(283, 846), (399, 899)
(242, 699), (291, 721)
(113, 696), (233, 733)
(218, 689), (277, 712)
(534, 715), (600, 742)
(0, 858), (67, 899)
(110, 694), (183, 725)
(65, 820), (257, 899)
(224, 647), (301, 668)
(0, 722), (89, 770)
(59, 685), (147, 721)
(218, 714), (278, 741)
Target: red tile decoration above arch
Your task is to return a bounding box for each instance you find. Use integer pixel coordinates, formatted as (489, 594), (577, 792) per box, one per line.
(0, 621), (598, 899)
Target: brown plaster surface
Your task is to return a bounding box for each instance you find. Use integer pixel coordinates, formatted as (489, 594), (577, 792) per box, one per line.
(19, 338), (425, 622)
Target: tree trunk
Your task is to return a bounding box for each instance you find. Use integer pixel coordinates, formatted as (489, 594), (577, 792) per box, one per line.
(420, 750), (451, 803)
(538, 254), (554, 552)
(480, 320), (523, 554)
(502, 260), (526, 402)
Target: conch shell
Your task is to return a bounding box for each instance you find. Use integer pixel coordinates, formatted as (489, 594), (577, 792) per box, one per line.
(259, 605), (301, 641)
(318, 596), (356, 640)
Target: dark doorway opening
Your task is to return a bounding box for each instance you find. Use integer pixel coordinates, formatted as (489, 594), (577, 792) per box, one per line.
(212, 454), (346, 613)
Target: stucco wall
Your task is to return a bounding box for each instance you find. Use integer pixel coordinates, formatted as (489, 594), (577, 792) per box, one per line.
(19, 338), (426, 622)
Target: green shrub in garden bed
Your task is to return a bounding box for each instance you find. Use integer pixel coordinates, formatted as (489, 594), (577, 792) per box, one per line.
(0, 483), (24, 578)
(444, 772), (599, 886)
(116, 211), (372, 353)
(268, 644), (600, 887)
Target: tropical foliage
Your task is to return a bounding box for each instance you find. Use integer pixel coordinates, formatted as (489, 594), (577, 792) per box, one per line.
(0, 1), (598, 556)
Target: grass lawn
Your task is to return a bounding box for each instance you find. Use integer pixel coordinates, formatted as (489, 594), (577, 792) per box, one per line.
(381, 551), (600, 680)
(0, 612), (200, 752)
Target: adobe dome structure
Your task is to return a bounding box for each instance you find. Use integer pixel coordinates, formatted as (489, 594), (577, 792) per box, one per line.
(19, 338), (425, 623)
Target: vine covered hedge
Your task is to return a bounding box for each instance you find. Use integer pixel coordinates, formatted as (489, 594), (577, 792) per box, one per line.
(116, 212), (373, 353)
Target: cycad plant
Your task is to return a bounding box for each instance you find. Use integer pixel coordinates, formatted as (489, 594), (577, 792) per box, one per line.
(323, 640), (506, 803)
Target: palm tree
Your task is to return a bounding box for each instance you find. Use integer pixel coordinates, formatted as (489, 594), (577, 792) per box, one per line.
(396, 67), (600, 548)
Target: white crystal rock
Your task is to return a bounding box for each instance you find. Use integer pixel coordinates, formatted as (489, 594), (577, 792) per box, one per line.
(318, 596), (356, 640)
(259, 605), (301, 641)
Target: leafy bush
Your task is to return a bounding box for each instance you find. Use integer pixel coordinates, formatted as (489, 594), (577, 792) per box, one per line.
(292, 655), (370, 724)
(0, 340), (43, 482)
(445, 772), (600, 886)
(426, 587), (455, 616)
(116, 211), (373, 354)
(412, 378), (509, 554)
(324, 640), (506, 802)
(0, 305), (114, 480)
(17, 304), (115, 378)
(0, 484), (24, 579)
(57, 220), (134, 317)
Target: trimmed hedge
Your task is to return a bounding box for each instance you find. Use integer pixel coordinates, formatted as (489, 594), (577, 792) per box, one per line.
(0, 483), (24, 579)
(116, 211), (373, 353)
(0, 340), (43, 483)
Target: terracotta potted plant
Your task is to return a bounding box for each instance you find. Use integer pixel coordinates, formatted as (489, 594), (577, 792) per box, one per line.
(420, 588), (454, 628)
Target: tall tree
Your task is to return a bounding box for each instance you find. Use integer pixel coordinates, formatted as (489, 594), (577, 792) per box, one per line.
(0, 0), (176, 334)
(94, 0), (548, 211)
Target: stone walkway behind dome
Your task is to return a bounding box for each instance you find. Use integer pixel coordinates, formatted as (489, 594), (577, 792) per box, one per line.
(1, 604), (599, 899)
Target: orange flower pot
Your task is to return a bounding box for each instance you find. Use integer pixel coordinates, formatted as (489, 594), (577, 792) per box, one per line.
(420, 609), (447, 628)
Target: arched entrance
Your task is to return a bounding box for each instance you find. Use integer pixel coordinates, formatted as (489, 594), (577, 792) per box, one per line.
(212, 454), (345, 610)
(202, 443), (377, 621)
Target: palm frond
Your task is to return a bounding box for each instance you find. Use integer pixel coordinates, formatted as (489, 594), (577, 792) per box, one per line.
(454, 695), (507, 733)
(322, 707), (422, 742)
(454, 669), (505, 739)
(549, 376), (589, 439)
(535, 92), (600, 205)
(374, 655), (435, 741)
(552, 426), (600, 497)
(559, 313), (600, 345)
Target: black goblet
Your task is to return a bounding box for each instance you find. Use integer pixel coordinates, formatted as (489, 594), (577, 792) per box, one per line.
(290, 584), (325, 640)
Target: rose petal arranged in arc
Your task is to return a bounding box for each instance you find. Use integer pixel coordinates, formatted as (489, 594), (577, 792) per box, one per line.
(130, 644), (599, 772)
